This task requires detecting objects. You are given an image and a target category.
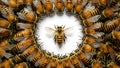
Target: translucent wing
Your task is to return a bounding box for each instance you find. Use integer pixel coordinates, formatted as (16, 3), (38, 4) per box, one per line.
(46, 27), (55, 38)
(64, 27), (73, 37)
(87, 15), (101, 22)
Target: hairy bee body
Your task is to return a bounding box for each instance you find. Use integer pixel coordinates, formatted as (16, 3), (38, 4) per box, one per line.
(55, 0), (64, 14)
(63, 59), (72, 68)
(70, 56), (81, 68)
(0, 27), (11, 38)
(49, 59), (57, 68)
(0, 5), (16, 22)
(0, 18), (10, 28)
(57, 61), (64, 68)
(12, 37), (35, 54)
(65, 0), (74, 14)
(0, 40), (13, 50)
(92, 60), (103, 68)
(13, 29), (33, 41)
(17, 6), (37, 23)
(107, 62), (120, 68)
(0, 59), (14, 68)
(33, 0), (45, 15)
(14, 62), (29, 68)
(16, 22), (34, 30)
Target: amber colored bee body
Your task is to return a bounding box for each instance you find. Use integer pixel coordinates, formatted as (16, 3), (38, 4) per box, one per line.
(44, 0), (54, 15)
(0, 18), (11, 28)
(17, 6), (37, 23)
(33, 0), (45, 15)
(12, 55), (23, 63)
(63, 59), (72, 68)
(70, 56), (81, 68)
(107, 62), (120, 68)
(0, 59), (14, 68)
(55, 0), (64, 15)
(0, 5), (16, 22)
(13, 29), (33, 41)
(14, 62), (29, 68)
(57, 61), (64, 68)
(49, 59), (57, 68)
(30, 51), (43, 63)
(16, 22), (34, 30)
(12, 37), (35, 54)
(65, 0), (74, 15)
(21, 45), (38, 59)
(0, 27), (11, 38)
(83, 37), (96, 45)
(92, 60), (104, 68)
(35, 56), (50, 68)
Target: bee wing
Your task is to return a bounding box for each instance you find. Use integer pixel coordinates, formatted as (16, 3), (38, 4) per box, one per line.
(82, 0), (88, 6)
(87, 15), (101, 22)
(64, 27), (73, 37)
(46, 27), (55, 38)
(85, 2), (95, 11)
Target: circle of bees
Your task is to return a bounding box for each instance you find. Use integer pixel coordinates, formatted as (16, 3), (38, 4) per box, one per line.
(0, 0), (120, 68)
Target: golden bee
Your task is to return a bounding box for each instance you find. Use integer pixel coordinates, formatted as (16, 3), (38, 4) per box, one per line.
(0, 40), (13, 50)
(13, 29), (33, 41)
(1, 0), (17, 8)
(57, 61), (64, 68)
(16, 22), (34, 30)
(107, 62), (120, 68)
(0, 5), (16, 22)
(44, 0), (54, 15)
(70, 55), (81, 68)
(65, 0), (74, 14)
(14, 62), (29, 68)
(46, 26), (72, 45)
(21, 45), (38, 59)
(0, 18), (11, 28)
(33, 0), (45, 15)
(92, 59), (104, 68)
(12, 37), (35, 54)
(25, 0), (33, 4)
(0, 59), (14, 68)
(0, 27), (11, 38)
(63, 58), (72, 68)
(30, 51), (43, 64)
(81, 3), (100, 19)
(74, 0), (87, 14)
(55, 0), (64, 14)
(83, 36), (96, 45)
(49, 59), (57, 68)
(35, 56), (50, 68)
(17, 5), (37, 23)
(77, 51), (92, 65)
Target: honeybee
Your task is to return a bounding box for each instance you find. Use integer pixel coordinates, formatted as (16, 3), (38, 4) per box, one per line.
(29, 51), (43, 63)
(63, 58), (72, 68)
(74, 0), (87, 14)
(92, 59), (104, 68)
(12, 37), (35, 54)
(21, 45), (38, 59)
(1, 0), (17, 8)
(17, 5), (37, 23)
(46, 26), (72, 45)
(70, 55), (81, 68)
(0, 59), (14, 68)
(0, 18), (10, 28)
(44, 0), (54, 15)
(33, 0), (45, 15)
(13, 29), (33, 41)
(35, 56), (50, 68)
(0, 40), (13, 50)
(0, 27), (11, 38)
(25, 0), (33, 4)
(14, 62), (29, 68)
(82, 15), (101, 27)
(54, 0), (64, 14)
(65, 0), (74, 14)
(81, 3), (100, 19)
(0, 5), (16, 22)
(83, 36), (96, 45)
(107, 62), (120, 68)
(116, 54), (120, 64)
(77, 51), (92, 65)
(12, 55), (23, 63)
(0, 47), (13, 59)
(49, 59), (57, 68)
(57, 61), (64, 68)
(16, 22), (34, 30)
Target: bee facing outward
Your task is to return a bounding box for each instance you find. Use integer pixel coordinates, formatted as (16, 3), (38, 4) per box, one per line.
(46, 26), (72, 45)
(55, 0), (64, 14)
(65, 0), (74, 14)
